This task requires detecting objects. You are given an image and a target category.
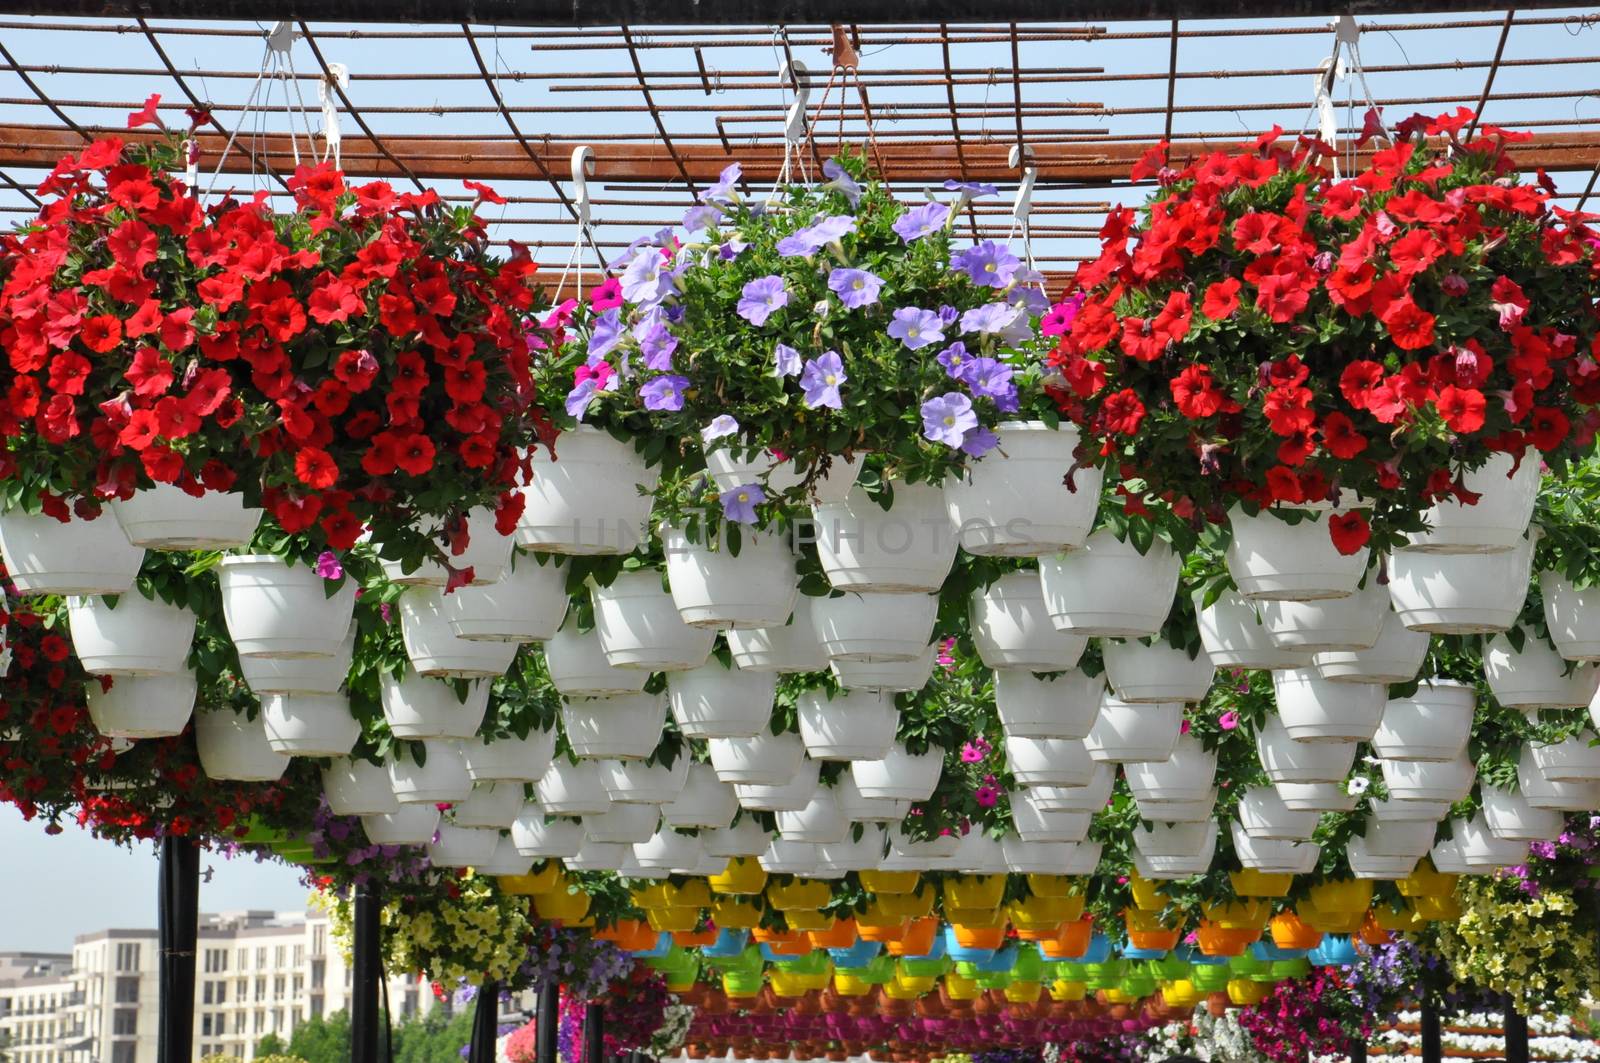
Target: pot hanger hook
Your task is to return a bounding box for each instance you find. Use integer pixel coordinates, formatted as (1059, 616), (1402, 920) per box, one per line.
(782, 59), (811, 146)
(571, 144), (596, 229)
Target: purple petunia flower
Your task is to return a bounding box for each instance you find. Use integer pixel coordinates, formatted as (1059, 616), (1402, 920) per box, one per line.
(620, 247), (671, 306)
(821, 159), (862, 206)
(720, 482), (765, 524)
(719, 239), (748, 261)
(774, 342), (802, 378)
(944, 178), (999, 199)
(1008, 285), (1050, 315)
(952, 240), (1022, 288)
(640, 374), (689, 412)
(564, 379), (600, 420)
(960, 301), (1023, 336)
(586, 307), (625, 359)
(960, 425), (999, 457)
(827, 267), (884, 310)
(682, 202), (723, 233)
(702, 414), (740, 444)
(776, 214), (856, 257)
(737, 275), (788, 326)
(702, 162), (742, 204)
(936, 341), (972, 380)
(635, 320), (679, 371)
(887, 307), (944, 350)
(800, 351), (847, 410)
(892, 201), (951, 243)
(965, 357), (1017, 408)
(938, 304), (960, 326)
(921, 392), (978, 447)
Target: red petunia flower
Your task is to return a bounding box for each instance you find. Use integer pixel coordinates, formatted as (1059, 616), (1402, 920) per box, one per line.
(1380, 297), (1436, 351)
(394, 433), (437, 476)
(1327, 510), (1370, 556)
(1200, 278), (1240, 320)
(1099, 389), (1146, 436)
(1528, 406), (1570, 451)
(1435, 385), (1487, 435)
(78, 315), (123, 354)
(1170, 364), (1226, 418)
(1319, 412), (1368, 459)
(294, 447), (339, 490)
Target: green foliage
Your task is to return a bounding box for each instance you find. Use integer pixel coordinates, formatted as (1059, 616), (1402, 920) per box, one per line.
(253, 1032), (290, 1057)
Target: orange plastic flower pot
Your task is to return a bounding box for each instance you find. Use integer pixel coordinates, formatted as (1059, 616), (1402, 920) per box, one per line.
(1359, 912), (1394, 947)
(1128, 928), (1182, 952)
(752, 926), (803, 945)
(763, 937), (814, 958)
(1041, 918), (1094, 961)
(595, 918), (648, 945)
(1269, 911), (1323, 951)
(886, 916), (939, 957)
(1194, 922), (1257, 957)
(856, 920), (907, 943)
(952, 924), (1007, 950)
(674, 927), (720, 948)
(808, 918), (859, 951)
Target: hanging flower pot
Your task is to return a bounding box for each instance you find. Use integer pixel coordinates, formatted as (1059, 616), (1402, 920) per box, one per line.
(1483, 632), (1600, 710)
(260, 692), (360, 757)
(1356, 818), (1436, 860)
(1255, 715), (1356, 784)
(1233, 824), (1320, 875)
(1369, 795), (1450, 824)
(831, 774), (911, 823)
(110, 484), (263, 551)
(65, 592), (195, 677)
(776, 788), (850, 844)
(1258, 575), (1388, 653)
(460, 727), (558, 783)
(662, 763), (739, 828)
(1275, 780), (1359, 812)
(759, 838), (825, 876)
(194, 707), (290, 782)
(238, 623), (355, 695)
(477, 837), (536, 878)
(450, 782), (525, 829)
(812, 591), (938, 663)
(0, 510), (146, 597)
(705, 443), (862, 504)
(1196, 592), (1311, 670)
(1236, 786), (1319, 841)
(812, 483), (958, 594)
(1404, 452), (1540, 553)
(1101, 638), (1216, 703)
(398, 587), (519, 678)
(321, 758), (399, 816)
(1449, 813), (1531, 871)
(1540, 570), (1600, 661)
(796, 689), (898, 761)
(736, 757), (822, 812)
(1037, 531), (1179, 638)
(1025, 762), (1115, 813)
(1083, 693), (1182, 764)
(1479, 784), (1564, 842)
(831, 644), (936, 693)
(663, 526), (798, 630)
(379, 506), (514, 587)
(510, 809), (586, 857)
(1529, 730), (1600, 782)
(218, 555), (358, 659)
(1370, 679), (1475, 762)
(428, 823), (503, 868)
(1224, 505), (1370, 602)
(725, 594), (831, 673)
(1379, 754), (1476, 803)
(518, 426), (659, 555)
(1125, 734), (1217, 803)
(380, 668), (491, 740)
(438, 554), (569, 643)
(665, 657), (778, 739)
(819, 824), (890, 872)
(1387, 530), (1538, 634)
(387, 739), (472, 803)
(583, 800), (662, 843)
(1270, 668), (1387, 743)
(361, 804), (441, 847)
(635, 826), (707, 872)
(1310, 608), (1430, 685)
(1517, 743), (1600, 810)
(84, 672), (197, 739)
(708, 731), (807, 785)
(542, 621), (649, 698)
(969, 571), (1088, 671)
(1004, 735), (1095, 787)
(1010, 791), (1091, 843)
(850, 743), (945, 801)
(561, 692), (669, 760)
(993, 669), (1103, 741)
(565, 839), (629, 872)
(596, 755), (691, 804)
(592, 569), (716, 671)
(703, 818), (772, 859)
(943, 422), (1102, 557)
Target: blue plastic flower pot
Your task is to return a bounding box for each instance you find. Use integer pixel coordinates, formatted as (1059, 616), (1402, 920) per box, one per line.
(1121, 945), (1169, 961)
(942, 926), (997, 966)
(829, 939), (884, 969)
(1251, 940), (1309, 963)
(701, 928), (750, 959)
(1080, 933), (1113, 965)
(1309, 935), (1359, 967)
(632, 932), (673, 959)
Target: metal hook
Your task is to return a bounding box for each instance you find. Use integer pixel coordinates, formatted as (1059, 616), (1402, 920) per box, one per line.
(782, 59), (811, 145)
(1009, 143), (1037, 225)
(265, 20), (297, 56)
(571, 145), (595, 228)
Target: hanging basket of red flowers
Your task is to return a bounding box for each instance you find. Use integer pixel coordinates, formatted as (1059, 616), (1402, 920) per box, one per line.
(1049, 109), (1600, 555)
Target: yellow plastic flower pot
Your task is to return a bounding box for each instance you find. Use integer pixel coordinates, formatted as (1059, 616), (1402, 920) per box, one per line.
(784, 909), (836, 932)
(767, 878), (834, 910)
(1227, 978), (1269, 1005)
(1228, 870), (1293, 898)
(631, 883), (674, 910)
(869, 890), (934, 920)
(1297, 901), (1364, 935)
(1049, 979), (1087, 1003)
(1102, 988), (1133, 1004)
(1127, 874), (1168, 911)
(1398, 862), (1459, 899)
(1308, 879), (1374, 915)
(710, 897), (763, 929)
(945, 874), (1007, 910)
(1003, 980), (1043, 1004)
(666, 973), (697, 994)
(944, 973), (982, 1001)
(834, 972), (873, 997)
(646, 907), (702, 933)
(710, 857), (768, 896)
(1412, 895), (1463, 921)
(1124, 908), (1180, 933)
(1373, 904), (1419, 933)
(722, 975), (761, 999)
(1026, 873), (1077, 898)
(859, 870), (920, 894)
(533, 889), (591, 922)
(768, 970), (808, 998)
(665, 879), (713, 909)
(882, 976), (926, 1000)
(1201, 899), (1271, 931)
(943, 906), (1005, 929)
(1162, 980), (1201, 1009)
(1009, 894), (1084, 931)
(498, 863), (562, 896)
(894, 970), (937, 994)
(797, 969), (832, 992)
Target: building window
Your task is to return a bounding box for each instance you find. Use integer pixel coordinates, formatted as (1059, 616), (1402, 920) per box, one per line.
(310, 961), (324, 989)
(112, 1044), (136, 1063)
(201, 1015), (213, 1037)
(114, 978), (139, 1004)
(273, 976), (285, 1000)
(204, 949), (228, 974)
(292, 944), (304, 968)
(254, 980), (266, 1003)
(255, 948), (267, 970)
(311, 926), (326, 957)
(274, 946), (286, 969)
(114, 944), (140, 972)
(402, 990), (417, 1018)
(309, 997), (323, 1021)
(236, 948), (247, 971)
(292, 975), (303, 996)
(113, 1008), (137, 1035)
(233, 1013), (245, 1035)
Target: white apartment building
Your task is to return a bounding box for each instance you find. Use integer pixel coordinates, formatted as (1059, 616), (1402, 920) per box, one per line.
(0, 910), (438, 1063)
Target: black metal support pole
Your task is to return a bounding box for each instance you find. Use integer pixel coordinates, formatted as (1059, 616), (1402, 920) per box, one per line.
(1349, 1037), (1367, 1063)
(1420, 1002), (1443, 1063)
(584, 1002), (605, 1063)
(155, 835), (199, 1063)
(1505, 996), (1529, 1063)
(351, 883), (382, 1063)
(537, 984), (560, 1063)
(468, 981), (500, 1063)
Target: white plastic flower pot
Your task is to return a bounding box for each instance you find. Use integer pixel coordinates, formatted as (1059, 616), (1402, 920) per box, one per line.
(1540, 570), (1600, 661)
(1133, 819), (1219, 860)
(533, 755), (611, 817)
(1379, 754), (1476, 804)
(888, 825), (960, 865)
(1037, 530), (1178, 638)
(260, 692), (360, 756)
(943, 421), (1102, 556)
(1225, 505), (1370, 601)
(1025, 763), (1115, 813)
(322, 758), (399, 816)
(705, 444), (861, 503)
(596, 755), (691, 804)
(634, 827), (706, 872)
(1272, 781), (1359, 813)
(1345, 838), (1420, 880)
(428, 823), (503, 868)
(1358, 817), (1436, 859)
(774, 787), (849, 843)
(702, 816), (771, 858)
(1450, 812), (1530, 871)
(1387, 530), (1538, 634)
(759, 838), (823, 875)
(379, 506), (514, 587)
(819, 824), (888, 871)
(567, 839), (630, 871)
(1196, 591), (1311, 670)
(1124, 733), (1217, 802)
(707, 731), (806, 785)
(460, 728), (558, 783)
(1231, 822), (1320, 874)
(1083, 693), (1182, 764)
(662, 526), (798, 630)
(387, 739), (472, 803)
(796, 688), (898, 761)
(399, 587), (519, 678)
(560, 692), (668, 760)
(439, 554), (569, 643)
(1404, 452), (1540, 554)
(380, 668), (491, 740)
(542, 622), (648, 698)
(1134, 791), (1218, 824)
(218, 554), (357, 659)
(476, 836), (536, 877)
(969, 570), (1088, 670)
(812, 590), (938, 663)
(832, 773), (911, 822)
(238, 623), (355, 695)
(518, 426), (659, 555)
(509, 807), (585, 857)
(953, 830), (1009, 874)
(194, 708), (290, 782)
(1255, 715), (1356, 784)
(582, 801), (661, 844)
(830, 645), (936, 693)
(1259, 575), (1388, 653)
(1371, 679), (1476, 762)
(1311, 608), (1430, 685)
(812, 482), (958, 594)
(993, 669), (1103, 740)
(110, 484), (263, 550)
(724, 594), (830, 673)
(67, 592), (195, 676)
(735, 758), (824, 810)
(665, 659), (777, 740)
(1004, 837), (1101, 876)
(1236, 786), (1319, 841)
(450, 782), (525, 829)
(1484, 632), (1600, 710)
(1480, 784), (1564, 842)
(661, 763), (739, 828)
(850, 742), (945, 801)
(592, 569), (715, 671)
(1270, 668), (1387, 743)
(1369, 796), (1450, 822)
(1003, 735), (1095, 787)
(1102, 638), (1216, 704)
(361, 804), (440, 846)
(1517, 744), (1600, 811)
(1530, 730), (1600, 782)
(84, 672), (197, 739)
(1011, 789), (1091, 842)
(0, 510), (145, 597)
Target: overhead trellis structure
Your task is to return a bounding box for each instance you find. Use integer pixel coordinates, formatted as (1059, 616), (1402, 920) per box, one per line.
(1, 8), (1599, 280)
